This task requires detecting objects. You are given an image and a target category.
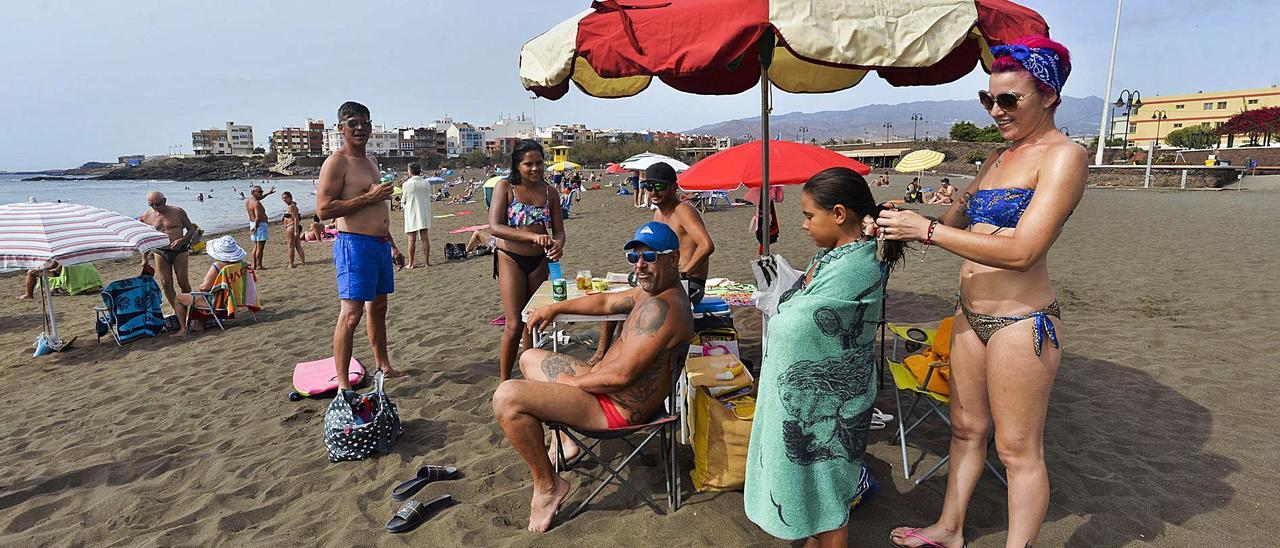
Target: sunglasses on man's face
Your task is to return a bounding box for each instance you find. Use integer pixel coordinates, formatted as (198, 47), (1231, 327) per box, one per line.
(640, 182), (672, 192)
(341, 119), (373, 129)
(625, 249), (674, 264)
(978, 90), (1027, 111)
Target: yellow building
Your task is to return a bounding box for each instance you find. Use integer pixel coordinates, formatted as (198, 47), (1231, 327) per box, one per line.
(1120, 85), (1280, 148)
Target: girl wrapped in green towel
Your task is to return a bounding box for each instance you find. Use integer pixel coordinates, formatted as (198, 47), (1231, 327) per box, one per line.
(745, 167), (905, 546)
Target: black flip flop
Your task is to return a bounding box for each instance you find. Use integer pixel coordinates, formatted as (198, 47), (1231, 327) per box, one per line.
(386, 495), (454, 534)
(391, 465), (459, 502)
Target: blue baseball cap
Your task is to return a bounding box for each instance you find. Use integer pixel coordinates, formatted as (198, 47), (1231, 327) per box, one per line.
(624, 221), (679, 252)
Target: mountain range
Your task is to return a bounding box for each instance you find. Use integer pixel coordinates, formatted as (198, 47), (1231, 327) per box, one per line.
(683, 95), (1104, 142)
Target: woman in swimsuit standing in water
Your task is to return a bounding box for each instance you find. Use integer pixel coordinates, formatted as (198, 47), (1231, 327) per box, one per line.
(488, 140), (565, 381)
(878, 36), (1085, 548)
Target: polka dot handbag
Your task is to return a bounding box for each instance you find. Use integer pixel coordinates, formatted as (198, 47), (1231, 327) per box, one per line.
(324, 370), (404, 462)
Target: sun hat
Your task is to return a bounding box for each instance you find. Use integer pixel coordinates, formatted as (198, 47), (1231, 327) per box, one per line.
(624, 221), (679, 252)
(206, 235), (247, 263)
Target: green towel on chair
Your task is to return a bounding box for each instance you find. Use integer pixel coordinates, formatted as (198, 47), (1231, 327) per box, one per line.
(744, 241), (883, 540)
(48, 264), (103, 295)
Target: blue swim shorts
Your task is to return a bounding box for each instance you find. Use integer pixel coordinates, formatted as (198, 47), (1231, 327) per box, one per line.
(249, 222), (269, 242)
(333, 232), (394, 301)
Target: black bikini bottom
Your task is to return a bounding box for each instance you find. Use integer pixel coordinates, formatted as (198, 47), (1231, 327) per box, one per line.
(493, 248), (547, 279)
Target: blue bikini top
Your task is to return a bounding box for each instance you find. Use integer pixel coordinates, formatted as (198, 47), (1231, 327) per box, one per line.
(966, 187), (1034, 228)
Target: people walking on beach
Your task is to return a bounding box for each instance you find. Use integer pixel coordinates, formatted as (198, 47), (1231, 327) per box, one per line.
(493, 221), (693, 533)
(878, 36), (1084, 548)
(487, 140), (565, 381)
(591, 161), (715, 364)
(280, 191), (305, 268)
(140, 191), (200, 312)
(744, 167), (904, 547)
(316, 101), (407, 389)
(245, 185), (275, 270)
(399, 162), (433, 268)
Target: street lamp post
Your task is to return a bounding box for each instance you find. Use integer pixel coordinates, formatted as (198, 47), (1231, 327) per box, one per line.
(883, 122), (893, 142)
(1150, 109), (1168, 147)
(1114, 89), (1142, 162)
(910, 113), (924, 141)
(798, 126), (809, 143)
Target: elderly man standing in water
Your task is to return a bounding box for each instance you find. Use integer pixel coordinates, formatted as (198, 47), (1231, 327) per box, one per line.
(140, 191), (200, 312)
(316, 101), (407, 390)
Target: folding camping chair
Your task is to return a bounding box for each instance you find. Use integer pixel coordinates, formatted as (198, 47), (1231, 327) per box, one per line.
(548, 352), (687, 518)
(886, 316), (1007, 486)
(94, 274), (166, 346)
(189, 261), (260, 331)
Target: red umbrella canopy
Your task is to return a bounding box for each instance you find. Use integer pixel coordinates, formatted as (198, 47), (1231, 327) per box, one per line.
(521, 0), (1050, 99)
(678, 140), (871, 190)
(605, 162), (630, 174)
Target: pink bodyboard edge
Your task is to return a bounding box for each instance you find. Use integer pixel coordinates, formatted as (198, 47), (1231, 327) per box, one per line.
(293, 357), (365, 396)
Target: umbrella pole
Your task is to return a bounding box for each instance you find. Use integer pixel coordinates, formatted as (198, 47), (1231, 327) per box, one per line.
(39, 271), (64, 351)
(759, 67), (771, 258)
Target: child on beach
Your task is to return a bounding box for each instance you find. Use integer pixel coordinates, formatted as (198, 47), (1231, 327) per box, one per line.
(745, 167), (904, 546)
(281, 192), (306, 267)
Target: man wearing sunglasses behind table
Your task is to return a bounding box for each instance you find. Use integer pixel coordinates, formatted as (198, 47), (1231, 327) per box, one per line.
(493, 221), (694, 532)
(590, 162), (715, 364)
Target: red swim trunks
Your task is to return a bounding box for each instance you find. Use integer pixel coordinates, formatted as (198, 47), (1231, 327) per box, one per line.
(595, 394), (632, 429)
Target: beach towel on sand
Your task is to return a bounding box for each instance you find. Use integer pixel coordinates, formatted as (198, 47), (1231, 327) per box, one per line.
(744, 241), (883, 540)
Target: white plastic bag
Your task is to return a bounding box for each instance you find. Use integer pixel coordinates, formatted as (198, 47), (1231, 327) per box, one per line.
(751, 254), (801, 320)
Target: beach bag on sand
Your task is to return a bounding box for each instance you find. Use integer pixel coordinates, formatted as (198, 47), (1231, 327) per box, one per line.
(324, 370), (403, 462)
(691, 387), (755, 492)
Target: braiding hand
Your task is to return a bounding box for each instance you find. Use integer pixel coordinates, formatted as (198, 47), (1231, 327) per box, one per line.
(875, 208), (931, 241)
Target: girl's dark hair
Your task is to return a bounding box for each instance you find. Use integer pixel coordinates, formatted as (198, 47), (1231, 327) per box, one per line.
(508, 139), (545, 186)
(803, 167), (906, 270)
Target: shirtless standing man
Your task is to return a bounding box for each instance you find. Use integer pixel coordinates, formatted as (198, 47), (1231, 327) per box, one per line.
(315, 101), (406, 389)
(590, 162), (714, 364)
(140, 191), (200, 311)
(245, 185), (275, 270)
(493, 221), (694, 532)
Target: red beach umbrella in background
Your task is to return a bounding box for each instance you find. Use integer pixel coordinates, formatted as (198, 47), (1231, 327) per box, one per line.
(678, 140), (871, 190)
(604, 162), (629, 174)
(520, 0), (1050, 256)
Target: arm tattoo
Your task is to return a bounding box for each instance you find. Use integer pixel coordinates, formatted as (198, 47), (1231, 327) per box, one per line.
(608, 296), (635, 315)
(959, 191), (973, 205)
(627, 298), (670, 337)
(611, 351), (669, 412)
(540, 352), (580, 381)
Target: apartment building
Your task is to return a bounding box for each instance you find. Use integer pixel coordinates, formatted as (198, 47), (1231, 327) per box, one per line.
(1121, 85), (1280, 147)
(271, 118), (325, 156)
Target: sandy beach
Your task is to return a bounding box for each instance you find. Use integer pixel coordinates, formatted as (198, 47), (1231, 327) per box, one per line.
(2, 174), (1276, 547)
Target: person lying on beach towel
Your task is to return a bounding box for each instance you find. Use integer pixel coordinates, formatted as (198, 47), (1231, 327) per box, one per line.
(492, 222), (694, 533)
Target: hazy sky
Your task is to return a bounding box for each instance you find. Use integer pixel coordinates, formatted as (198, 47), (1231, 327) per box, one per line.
(2, 0), (1276, 170)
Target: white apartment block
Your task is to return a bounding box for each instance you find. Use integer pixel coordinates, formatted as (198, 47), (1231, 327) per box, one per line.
(226, 122), (254, 155)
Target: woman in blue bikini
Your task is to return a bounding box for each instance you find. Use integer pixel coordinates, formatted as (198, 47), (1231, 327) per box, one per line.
(488, 140), (565, 381)
(878, 35), (1085, 548)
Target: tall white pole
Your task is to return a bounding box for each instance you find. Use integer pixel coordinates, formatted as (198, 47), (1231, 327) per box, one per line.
(1095, 0), (1124, 166)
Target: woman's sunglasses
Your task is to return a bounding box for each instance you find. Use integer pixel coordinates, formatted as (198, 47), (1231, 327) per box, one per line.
(978, 90), (1026, 111)
(625, 249), (674, 264)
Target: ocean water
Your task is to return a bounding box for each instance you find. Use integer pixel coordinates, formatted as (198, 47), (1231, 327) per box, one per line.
(0, 174), (319, 234)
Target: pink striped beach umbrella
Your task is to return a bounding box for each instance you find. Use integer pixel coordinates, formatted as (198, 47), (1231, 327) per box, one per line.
(0, 201), (169, 353)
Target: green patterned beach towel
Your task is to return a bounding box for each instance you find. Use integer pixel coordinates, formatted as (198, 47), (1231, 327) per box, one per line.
(744, 240), (884, 540)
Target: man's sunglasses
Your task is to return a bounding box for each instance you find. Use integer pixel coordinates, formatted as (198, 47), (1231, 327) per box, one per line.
(978, 90), (1027, 111)
(625, 249), (674, 263)
(639, 182), (673, 191)
(341, 119), (373, 129)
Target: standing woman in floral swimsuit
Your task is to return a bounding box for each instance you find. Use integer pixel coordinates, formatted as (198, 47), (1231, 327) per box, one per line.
(878, 35), (1086, 548)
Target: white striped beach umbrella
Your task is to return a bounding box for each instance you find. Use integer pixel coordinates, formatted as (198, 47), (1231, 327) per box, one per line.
(0, 201), (168, 354)
(0, 201), (168, 271)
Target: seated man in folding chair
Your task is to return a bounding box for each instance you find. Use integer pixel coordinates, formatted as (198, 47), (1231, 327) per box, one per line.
(493, 221), (694, 533)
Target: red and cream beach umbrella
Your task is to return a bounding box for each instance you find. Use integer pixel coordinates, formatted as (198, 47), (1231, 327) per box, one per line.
(0, 201), (169, 353)
(520, 0), (1049, 254)
(679, 140), (871, 191)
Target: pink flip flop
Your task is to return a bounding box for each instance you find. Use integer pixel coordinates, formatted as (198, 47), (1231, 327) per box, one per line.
(489, 314), (506, 326)
(889, 528), (965, 548)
